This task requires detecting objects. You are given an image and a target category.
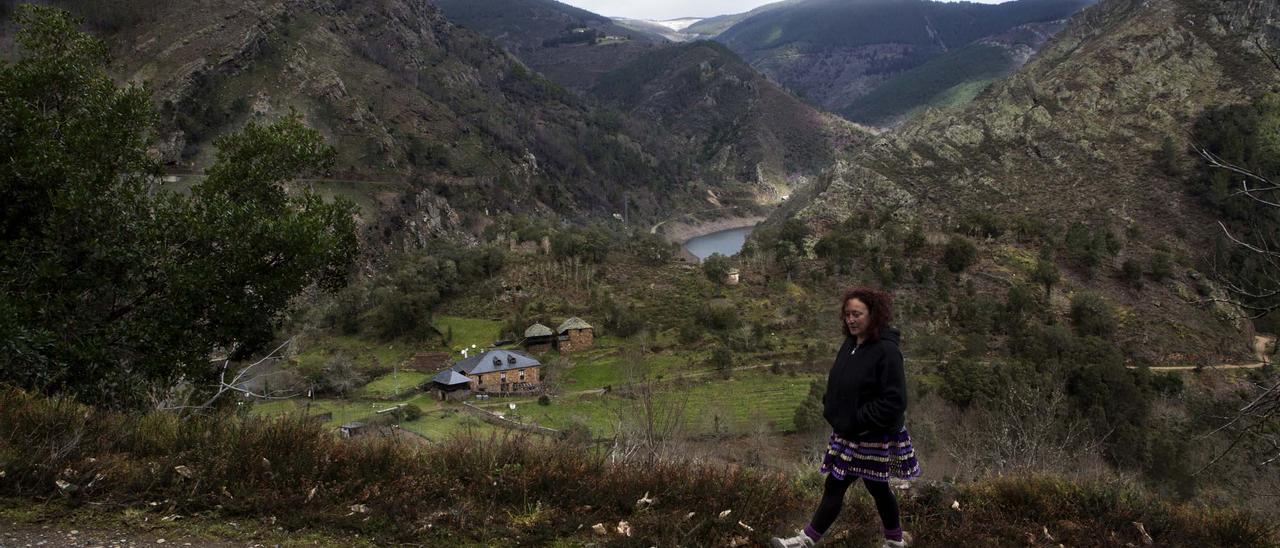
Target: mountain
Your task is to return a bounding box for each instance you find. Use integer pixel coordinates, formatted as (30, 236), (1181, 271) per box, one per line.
(774, 0), (1280, 361)
(430, 0), (668, 92)
(715, 0), (1095, 126)
(427, 0), (871, 199)
(592, 41), (867, 196)
(0, 0), (751, 247)
(839, 20), (1065, 126)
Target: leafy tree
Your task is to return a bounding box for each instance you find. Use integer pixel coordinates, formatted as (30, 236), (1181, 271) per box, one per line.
(1149, 251), (1174, 282)
(627, 230), (676, 265)
(942, 235), (977, 273)
(1069, 292), (1117, 339)
(793, 379), (827, 433)
(777, 218), (811, 250)
(702, 253), (733, 285)
(708, 345), (734, 373)
(938, 358), (996, 409)
(0, 6), (358, 408)
(1030, 246), (1060, 299)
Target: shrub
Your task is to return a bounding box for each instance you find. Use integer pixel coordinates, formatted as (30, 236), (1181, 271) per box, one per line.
(792, 379), (826, 433)
(943, 236), (978, 273)
(1070, 292), (1117, 339)
(702, 253), (733, 285)
(1121, 258), (1145, 289)
(1149, 251), (1173, 281)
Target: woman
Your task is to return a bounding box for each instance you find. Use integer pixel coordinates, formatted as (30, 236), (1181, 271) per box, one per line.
(772, 287), (920, 548)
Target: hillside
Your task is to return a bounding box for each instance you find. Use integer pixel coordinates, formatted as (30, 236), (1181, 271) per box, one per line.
(425, 0), (872, 200)
(592, 41), (869, 196)
(774, 0), (1280, 362)
(840, 21), (1066, 126)
(715, 0), (1094, 126)
(1, 0), (814, 248)
(430, 0), (667, 92)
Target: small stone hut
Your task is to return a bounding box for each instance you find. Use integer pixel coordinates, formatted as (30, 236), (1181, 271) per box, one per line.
(522, 323), (555, 353)
(556, 317), (594, 354)
(725, 267), (740, 286)
(430, 369), (472, 401)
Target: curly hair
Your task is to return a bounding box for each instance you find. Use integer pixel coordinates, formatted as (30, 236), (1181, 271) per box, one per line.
(839, 286), (894, 341)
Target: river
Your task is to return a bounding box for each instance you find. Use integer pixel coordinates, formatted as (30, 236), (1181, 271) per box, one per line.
(682, 225), (755, 261)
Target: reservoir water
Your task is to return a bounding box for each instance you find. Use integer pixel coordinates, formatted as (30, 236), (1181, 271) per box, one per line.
(682, 226), (755, 261)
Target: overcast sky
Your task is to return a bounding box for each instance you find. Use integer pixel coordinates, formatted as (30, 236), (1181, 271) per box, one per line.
(561, 0), (1010, 20)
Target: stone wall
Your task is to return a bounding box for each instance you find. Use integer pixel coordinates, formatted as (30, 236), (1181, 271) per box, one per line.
(468, 367), (540, 392)
(558, 329), (594, 353)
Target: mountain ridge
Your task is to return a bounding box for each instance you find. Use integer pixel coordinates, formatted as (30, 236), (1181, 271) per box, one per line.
(774, 0), (1280, 362)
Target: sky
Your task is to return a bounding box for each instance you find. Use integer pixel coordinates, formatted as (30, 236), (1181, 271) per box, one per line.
(560, 0), (1010, 20)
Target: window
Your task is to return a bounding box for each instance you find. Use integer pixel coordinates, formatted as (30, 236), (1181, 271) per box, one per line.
(518, 370), (526, 381)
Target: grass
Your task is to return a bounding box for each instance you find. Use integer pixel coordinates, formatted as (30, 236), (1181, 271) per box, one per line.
(357, 371), (430, 399)
(434, 315), (503, 351)
(399, 408), (501, 441)
(491, 370), (820, 439)
(251, 398), (386, 428)
(293, 335), (414, 372)
(0, 388), (1274, 547)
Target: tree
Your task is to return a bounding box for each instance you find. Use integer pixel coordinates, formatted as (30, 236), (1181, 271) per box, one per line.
(1069, 292), (1116, 339)
(1031, 246), (1060, 299)
(792, 379), (826, 433)
(942, 235), (977, 273)
(0, 6), (358, 408)
(702, 253), (733, 285)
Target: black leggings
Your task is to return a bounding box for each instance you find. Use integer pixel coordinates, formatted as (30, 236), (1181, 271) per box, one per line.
(809, 474), (900, 535)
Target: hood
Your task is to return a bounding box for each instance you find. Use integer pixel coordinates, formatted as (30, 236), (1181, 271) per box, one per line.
(878, 326), (901, 347)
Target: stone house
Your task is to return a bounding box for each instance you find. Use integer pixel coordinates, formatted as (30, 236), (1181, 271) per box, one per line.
(556, 317), (594, 353)
(439, 349), (542, 394)
(522, 323), (555, 354)
(429, 369), (472, 401)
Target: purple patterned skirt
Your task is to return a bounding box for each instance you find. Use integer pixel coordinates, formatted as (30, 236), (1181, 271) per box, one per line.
(820, 428), (921, 482)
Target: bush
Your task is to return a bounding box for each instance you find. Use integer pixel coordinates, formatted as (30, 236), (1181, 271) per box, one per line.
(1070, 292), (1117, 339)
(938, 358), (997, 408)
(943, 236), (978, 273)
(1121, 258), (1144, 289)
(696, 303), (740, 331)
(1149, 251), (1173, 282)
(702, 253), (733, 285)
(538, 394), (551, 406)
(792, 379), (826, 433)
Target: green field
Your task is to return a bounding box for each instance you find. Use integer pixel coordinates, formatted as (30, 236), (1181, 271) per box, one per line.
(293, 335), (414, 372)
(358, 370), (430, 398)
(401, 408), (502, 441)
(251, 398), (388, 427)
(434, 315), (503, 351)
(560, 342), (708, 390)
(489, 370), (820, 439)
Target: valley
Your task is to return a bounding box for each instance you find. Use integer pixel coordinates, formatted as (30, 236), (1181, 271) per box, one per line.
(1, 0), (1279, 545)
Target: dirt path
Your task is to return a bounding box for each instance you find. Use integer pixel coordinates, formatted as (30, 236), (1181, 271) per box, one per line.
(1128, 335), (1275, 372)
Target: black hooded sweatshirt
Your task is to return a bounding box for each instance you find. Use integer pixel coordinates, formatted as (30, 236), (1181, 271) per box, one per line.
(822, 327), (907, 438)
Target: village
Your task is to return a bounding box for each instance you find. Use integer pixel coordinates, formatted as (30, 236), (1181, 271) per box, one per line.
(254, 305), (818, 448)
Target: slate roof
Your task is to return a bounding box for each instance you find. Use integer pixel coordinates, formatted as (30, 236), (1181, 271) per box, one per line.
(524, 323), (554, 338)
(431, 369), (472, 386)
(557, 317), (592, 333)
(451, 349), (541, 376)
